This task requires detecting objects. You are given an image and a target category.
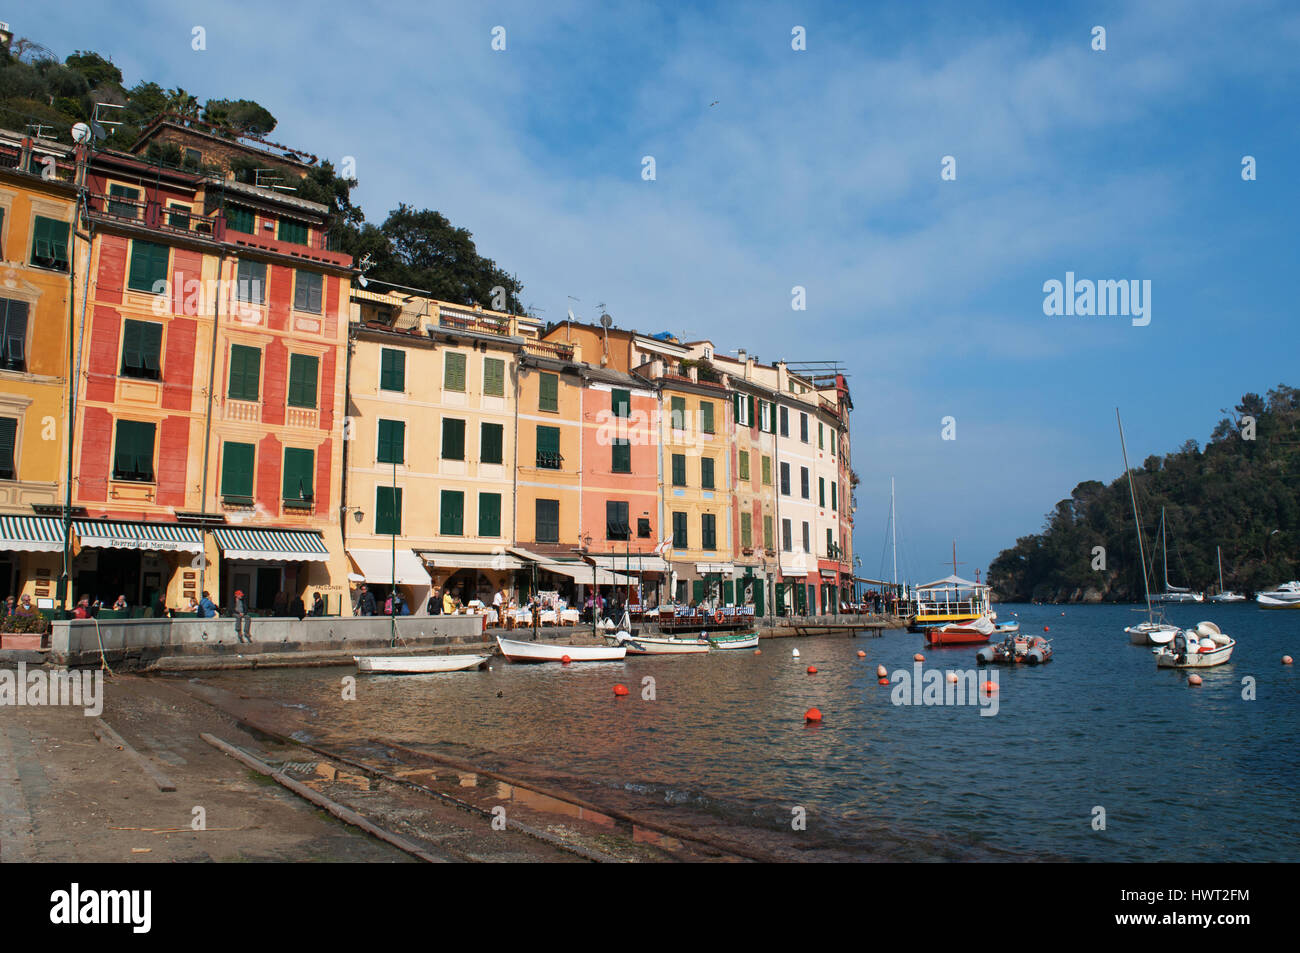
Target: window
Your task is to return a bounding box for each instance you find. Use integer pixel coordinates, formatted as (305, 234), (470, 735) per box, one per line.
(479, 493), (502, 537)
(800, 467), (810, 499)
(226, 205), (255, 234)
(535, 499), (559, 543)
(442, 418), (466, 460)
(282, 447), (315, 504)
(832, 481), (837, 511)
(31, 216), (69, 271)
(379, 348), (405, 392)
(670, 396), (686, 430)
(112, 420), (155, 482)
(167, 203), (190, 230)
(377, 419), (405, 465)
(227, 344), (261, 400)
(782, 519), (792, 552)
(235, 259), (266, 304)
(483, 357), (505, 396)
(107, 184), (140, 218)
(184, 148), (202, 166)
(0, 416), (18, 479)
(606, 501), (629, 540)
(802, 521), (811, 554)
(762, 455), (772, 486)
(376, 486), (403, 535)
(831, 432), (836, 458)
(700, 401), (714, 434)
(780, 462), (790, 496)
(127, 240), (169, 293)
(735, 393), (752, 427)
(740, 512), (752, 549)
(440, 490), (464, 535)
(278, 218), (309, 245)
(800, 413), (809, 443)
(672, 511), (688, 549)
(779, 406), (789, 437)
(819, 477), (826, 507)
(759, 401), (771, 432)
(293, 270), (322, 313)
(818, 422), (824, 450)
(536, 425), (561, 468)
(738, 451), (750, 482)
(612, 389), (631, 419)
(671, 453), (686, 486)
(120, 320), (162, 380)
(612, 438), (631, 473)
(701, 513), (716, 551)
(444, 352), (466, 392)
(827, 528), (834, 556)
(480, 422), (504, 465)
(538, 372), (558, 412)
(637, 517), (651, 539)
(0, 299), (29, 372)
(287, 354), (319, 408)
(701, 457), (715, 490)
(764, 514), (774, 550)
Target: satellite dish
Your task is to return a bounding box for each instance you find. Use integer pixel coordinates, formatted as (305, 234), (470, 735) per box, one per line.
(71, 122), (92, 143)
(90, 122), (107, 141)
(357, 275), (368, 288)
(600, 313), (613, 328)
(567, 309), (576, 322)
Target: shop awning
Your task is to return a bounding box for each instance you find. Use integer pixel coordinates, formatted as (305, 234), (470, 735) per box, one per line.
(779, 565), (809, 578)
(593, 555), (669, 573)
(0, 516), (66, 552)
(214, 527), (330, 562)
(347, 548), (432, 586)
(695, 562), (735, 575)
(417, 550), (524, 570)
(544, 562), (633, 587)
(73, 520), (203, 553)
(508, 547), (563, 565)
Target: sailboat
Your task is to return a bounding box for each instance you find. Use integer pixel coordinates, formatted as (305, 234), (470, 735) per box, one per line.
(1117, 411), (1179, 645)
(1208, 546), (1246, 603)
(1150, 509), (1204, 603)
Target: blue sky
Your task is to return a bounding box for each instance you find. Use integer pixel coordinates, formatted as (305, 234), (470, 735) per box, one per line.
(26, 1), (1300, 582)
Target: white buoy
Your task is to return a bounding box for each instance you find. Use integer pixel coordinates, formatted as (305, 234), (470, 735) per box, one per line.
(792, 648), (801, 658)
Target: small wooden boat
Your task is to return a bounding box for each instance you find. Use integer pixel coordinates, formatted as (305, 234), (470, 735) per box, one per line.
(976, 634), (1052, 665)
(1154, 621), (1235, 668)
(495, 636), (626, 663)
(608, 631), (710, 654)
(994, 621), (1020, 636)
(927, 614), (996, 645)
(355, 654), (488, 674)
(707, 630), (760, 650)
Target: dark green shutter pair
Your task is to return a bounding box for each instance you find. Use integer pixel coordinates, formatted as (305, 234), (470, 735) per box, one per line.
(380, 349), (405, 391)
(479, 493), (502, 537)
(612, 388), (631, 418)
(221, 442), (255, 500)
(700, 401), (715, 434)
(536, 425), (560, 467)
(612, 439), (631, 473)
(740, 512), (752, 548)
(440, 490), (464, 535)
(278, 218), (309, 245)
(671, 453), (686, 486)
(445, 352), (467, 392)
(127, 241), (170, 293)
(113, 420), (156, 482)
(481, 422), (504, 464)
(0, 298), (29, 371)
(483, 358), (506, 396)
(226, 205), (255, 234)
(293, 270), (322, 313)
(0, 416), (17, 478)
(672, 511), (688, 548)
(235, 260), (267, 304)
(377, 419), (405, 464)
(442, 418), (466, 460)
(819, 477), (826, 507)
(701, 457), (715, 489)
(228, 345), (261, 400)
(538, 372), (558, 411)
(31, 216), (70, 270)
(701, 513), (716, 550)
(535, 500), (559, 542)
(670, 396), (685, 430)
(121, 320), (163, 379)
(107, 184), (140, 218)
(287, 354), (319, 408)
(282, 448), (314, 503)
(376, 486), (403, 534)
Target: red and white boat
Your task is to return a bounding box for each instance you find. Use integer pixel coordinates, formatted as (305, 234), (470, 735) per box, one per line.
(926, 614), (996, 645)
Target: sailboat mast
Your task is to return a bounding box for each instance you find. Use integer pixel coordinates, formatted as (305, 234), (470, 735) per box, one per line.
(1217, 545), (1224, 593)
(890, 477), (897, 586)
(1117, 410), (1154, 614)
(1161, 508), (1170, 590)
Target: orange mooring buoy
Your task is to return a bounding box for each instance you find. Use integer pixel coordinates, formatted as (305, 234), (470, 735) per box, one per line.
(807, 665), (818, 674)
(805, 707), (822, 722)
(613, 683), (629, 696)
(561, 655), (572, 665)
(1043, 626), (1050, 633)
(754, 648), (762, 655)
(913, 653), (925, 662)
(876, 664), (887, 678)
(857, 650), (866, 658)
(947, 672), (958, 683)
(983, 681), (998, 694)
(1187, 674), (1203, 686)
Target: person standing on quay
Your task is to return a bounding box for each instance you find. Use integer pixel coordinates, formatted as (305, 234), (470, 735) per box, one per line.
(357, 584), (377, 616)
(233, 589), (251, 643)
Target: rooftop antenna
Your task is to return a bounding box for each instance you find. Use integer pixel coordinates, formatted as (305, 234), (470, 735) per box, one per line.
(254, 168), (296, 192)
(91, 102), (124, 143)
(24, 123), (55, 141)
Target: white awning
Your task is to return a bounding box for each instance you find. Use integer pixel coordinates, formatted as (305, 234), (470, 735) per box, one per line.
(213, 527), (330, 562)
(0, 516), (66, 552)
(74, 520), (204, 553)
(508, 547), (563, 565)
(544, 563), (633, 586)
(348, 548), (433, 586)
(695, 562), (735, 575)
(918, 574), (984, 590)
(779, 565), (809, 578)
(417, 550), (524, 570)
(593, 554), (669, 573)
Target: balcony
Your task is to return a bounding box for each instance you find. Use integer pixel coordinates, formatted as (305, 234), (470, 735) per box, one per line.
(87, 192), (222, 242)
(223, 399), (261, 424)
(524, 339), (574, 361)
(438, 308), (509, 336)
(286, 406), (319, 429)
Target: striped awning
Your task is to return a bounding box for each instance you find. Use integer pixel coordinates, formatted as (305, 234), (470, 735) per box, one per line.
(214, 528), (330, 562)
(73, 520), (204, 553)
(0, 516), (66, 552)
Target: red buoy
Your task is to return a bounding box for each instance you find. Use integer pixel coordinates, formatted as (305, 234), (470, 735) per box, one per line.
(1043, 626), (1050, 633)
(804, 707), (822, 722)
(983, 681), (998, 694)
(913, 653), (925, 662)
(878, 677), (889, 685)
(806, 665), (818, 674)
(561, 655), (572, 665)
(613, 683), (629, 696)
(1187, 674), (1203, 686)
(754, 648), (762, 655)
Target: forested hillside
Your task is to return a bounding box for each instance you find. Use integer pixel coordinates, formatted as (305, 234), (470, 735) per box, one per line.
(988, 386), (1300, 602)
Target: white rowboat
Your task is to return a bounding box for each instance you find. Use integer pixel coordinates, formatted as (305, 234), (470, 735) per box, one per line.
(355, 654), (488, 674)
(708, 631), (760, 650)
(609, 631), (710, 654)
(496, 636), (626, 663)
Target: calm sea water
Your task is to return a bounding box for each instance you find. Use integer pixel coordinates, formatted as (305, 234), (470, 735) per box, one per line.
(202, 604), (1299, 861)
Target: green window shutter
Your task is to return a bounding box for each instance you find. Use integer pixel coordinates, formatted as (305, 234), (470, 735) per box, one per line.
(376, 486), (403, 535)
(819, 422), (825, 449)
(235, 260), (267, 304)
(673, 512), (688, 549)
(440, 490), (464, 535)
(739, 451), (750, 481)
(538, 372), (558, 411)
(220, 442), (255, 499)
(377, 419), (405, 465)
(768, 401), (777, 433)
(442, 418), (466, 460)
(762, 456), (772, 485)
(107, 184), (140, 218)
(535, 499), (559, 542)
(702, 514), (716, 550)
(113, 420), (155, 482)
(444, 352), (466, 392)
(287, 354), (319, 408)
(612, 388), (631, 418)
(832, 481), (837, 511)
(380, 349), (405, 391)
(692, 580), (705, 604)
(701, 401), (714, 434)
(226, 205), (254, 234)
(536, 425), (560, 468)
(830, 431), (836, 458)
(670, 396), (685, 430)
(612, 439), (631, 473)
(0, 416), (16, 478)
(120, 320), (162, 379)
(478, 493), (502, 537)
(483, 358), (505, 396)
(31, 216), (70, 270)
(282, 447), (315, 502)
(671, 453), (686, 486)
(819, 477), (826, 507)
(128, 240), (170, 293)
(763, 515), (774, 549)
(748, 395), (756, 429)
(480, 422), (504, 464)
(701, 457), (714, 489)
(293, 270), (322, 313)
(723, 580), (735, 604)
(227, 344), (261, 400)
(740, 512), (752, 549)
(278, 218), (309, 245)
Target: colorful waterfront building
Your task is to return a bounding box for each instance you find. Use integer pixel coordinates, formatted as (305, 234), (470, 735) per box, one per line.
(344, 284), (542, 611)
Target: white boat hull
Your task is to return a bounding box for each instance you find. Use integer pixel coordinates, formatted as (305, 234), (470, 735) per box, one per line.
(1153, 592), (1204, 603)
(608, 632), (710, 654)
(496, 636), (626, 663)
(355, 654), (488, 674)
(1125, 622), (1179, 645)
(1209, 593), (1247, 603)
(1155, 639), (1235, 668)
(708, 632), (760, 650)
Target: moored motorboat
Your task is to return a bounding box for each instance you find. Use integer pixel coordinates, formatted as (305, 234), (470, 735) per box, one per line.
(355, 654), (489, 674)
(1256, 581), (1300, 608)
(608, 631), (710, 654)
(1124, 620), (1180, 645)
(927, 613), (996, 645)
(1154, 621), (1235, 668)
(707, 630), (760, 650)
(976, 634), (1052, 665)
(994, 621), (1020, 635)
(495, 636), (627, 663)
